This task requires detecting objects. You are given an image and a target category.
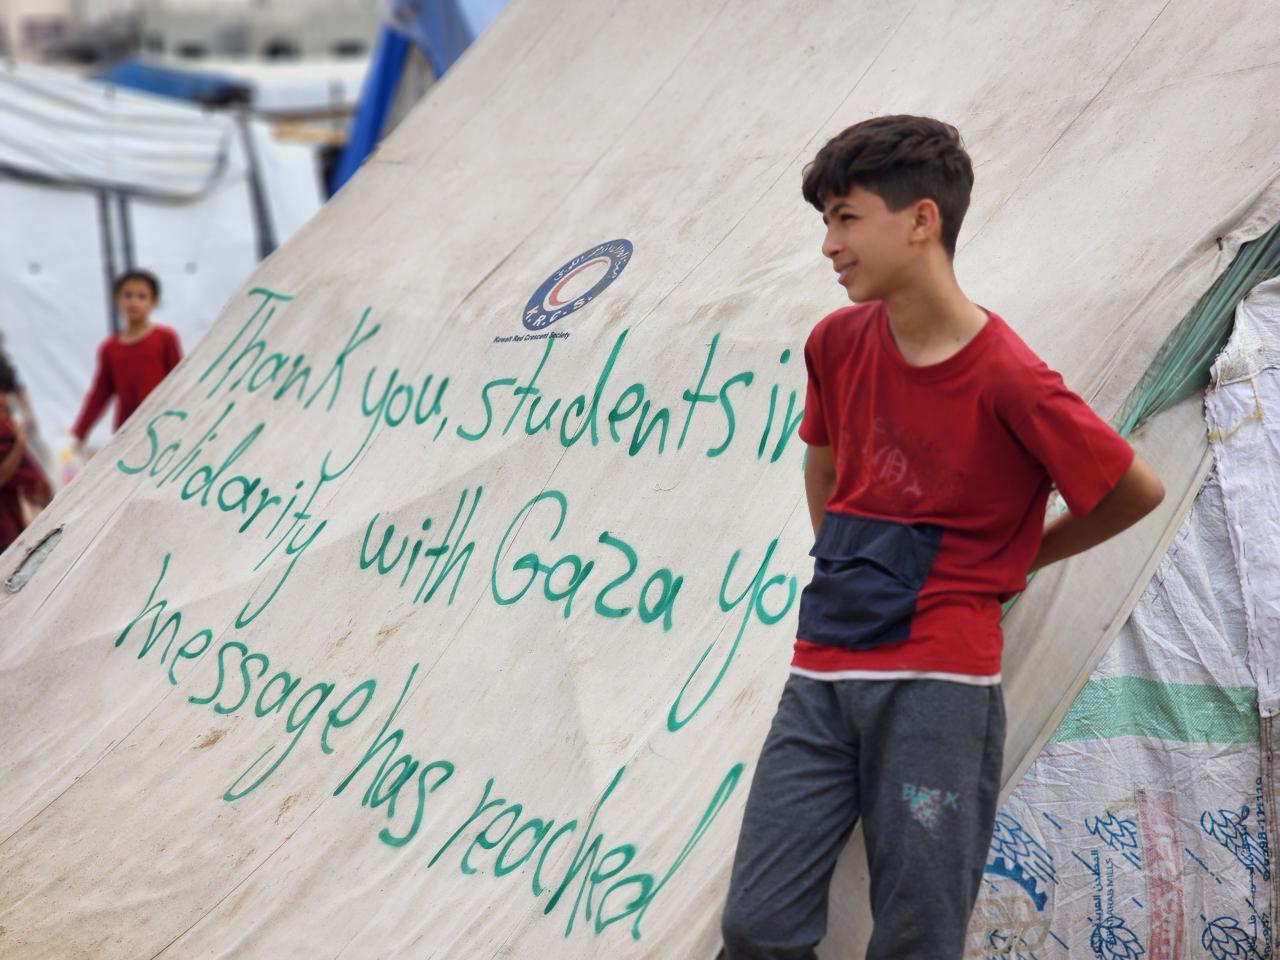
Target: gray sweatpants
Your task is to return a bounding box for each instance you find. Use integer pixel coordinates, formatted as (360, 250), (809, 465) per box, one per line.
(721, 675), (1005, 960)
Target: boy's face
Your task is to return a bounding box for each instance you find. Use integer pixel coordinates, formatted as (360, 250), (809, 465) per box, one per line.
(820, 186), (921, 303)
(115, 279), (156, 325)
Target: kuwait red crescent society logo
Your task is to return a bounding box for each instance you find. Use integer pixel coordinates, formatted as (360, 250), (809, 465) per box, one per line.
(523, 239), (633, 331)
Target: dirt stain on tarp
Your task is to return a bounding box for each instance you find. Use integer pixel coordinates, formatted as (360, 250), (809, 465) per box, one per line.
(275, 793), (298, 824)
(195, 729), (227, 750)
(374, 616), (410, 650)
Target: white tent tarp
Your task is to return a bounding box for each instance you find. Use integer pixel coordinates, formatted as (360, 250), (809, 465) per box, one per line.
(2, 1), (1280, 957)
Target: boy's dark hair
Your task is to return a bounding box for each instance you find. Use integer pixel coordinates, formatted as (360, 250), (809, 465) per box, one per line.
(113, 269), (161, 300)
(802, 115), (974, 258)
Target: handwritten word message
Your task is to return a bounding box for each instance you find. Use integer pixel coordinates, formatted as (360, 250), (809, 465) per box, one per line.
(103, 285), (807, 943)
(114, 554), (744, 940)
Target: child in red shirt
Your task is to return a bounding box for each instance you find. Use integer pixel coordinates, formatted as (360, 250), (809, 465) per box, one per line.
(720, 117), (1165, 960)
(0, 352), (52, 553)
(71, 270), (182, 448)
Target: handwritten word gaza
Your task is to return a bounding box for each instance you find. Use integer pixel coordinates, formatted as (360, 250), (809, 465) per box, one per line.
(199, 288), (806, 465)
(359, 484), (796, 731)
(114, 554), (743, 941)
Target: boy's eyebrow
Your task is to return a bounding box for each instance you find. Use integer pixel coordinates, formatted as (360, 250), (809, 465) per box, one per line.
(825, 201), (855, 215)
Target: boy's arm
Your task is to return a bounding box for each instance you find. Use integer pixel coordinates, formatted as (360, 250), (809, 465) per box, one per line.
(804, 444), (837, 537)
(1029, 454), (1164, 573)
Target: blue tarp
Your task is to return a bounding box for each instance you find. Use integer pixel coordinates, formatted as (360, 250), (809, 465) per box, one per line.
(389, 0), (507, 77)
(93, 59), (251, 106)
(327, 27), (411, 194)
(329, 0), (505, 194)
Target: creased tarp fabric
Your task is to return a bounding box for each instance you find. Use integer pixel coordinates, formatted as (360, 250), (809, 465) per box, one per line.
(1204, 274), (1280, 960)
(0, 61), (233, 199)
(966, 474), (1268, 958)
(1, 1), (1279, 958)
(1207, 277), (1280, 716)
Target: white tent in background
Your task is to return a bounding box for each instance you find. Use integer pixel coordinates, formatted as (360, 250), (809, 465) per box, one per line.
(0, 61), (322, 449)
(1, 1), (1279, 958)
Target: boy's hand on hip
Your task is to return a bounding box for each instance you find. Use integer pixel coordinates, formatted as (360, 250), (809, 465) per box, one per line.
(1030, 455), (1165, 572)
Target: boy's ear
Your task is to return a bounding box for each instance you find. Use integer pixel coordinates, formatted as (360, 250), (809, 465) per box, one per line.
(908, 198), (942, 246)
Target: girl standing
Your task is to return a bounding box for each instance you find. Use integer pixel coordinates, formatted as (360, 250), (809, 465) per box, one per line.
(71, 270), (183, 447)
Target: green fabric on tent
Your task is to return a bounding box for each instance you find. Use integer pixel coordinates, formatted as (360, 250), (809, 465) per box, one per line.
(1048, 676), (1258, 744)
(1114, 220), (1280, 437)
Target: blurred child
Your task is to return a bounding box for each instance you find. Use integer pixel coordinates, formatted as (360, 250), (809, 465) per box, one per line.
(71, 270), (183, 449)
(0, 332), (38, 437)
(1, 357), (52, 553)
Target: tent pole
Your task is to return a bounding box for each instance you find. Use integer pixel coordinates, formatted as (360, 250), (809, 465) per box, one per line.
(96, 189), (119, 334)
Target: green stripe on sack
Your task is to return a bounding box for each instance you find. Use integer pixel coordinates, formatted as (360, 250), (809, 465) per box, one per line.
(1049, 676), (1258, 744)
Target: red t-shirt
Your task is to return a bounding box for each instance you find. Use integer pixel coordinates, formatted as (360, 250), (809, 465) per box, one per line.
(793, 302), (1133, 681)
(72, 325), (183, 441)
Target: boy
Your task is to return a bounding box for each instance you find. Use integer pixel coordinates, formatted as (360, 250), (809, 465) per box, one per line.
(720, 116), (1165, 959)
(71, 270), (182, 449)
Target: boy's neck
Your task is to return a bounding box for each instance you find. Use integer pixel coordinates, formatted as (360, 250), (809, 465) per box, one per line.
(120, 318), (153, 341)
(881, 258), (987, 366)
